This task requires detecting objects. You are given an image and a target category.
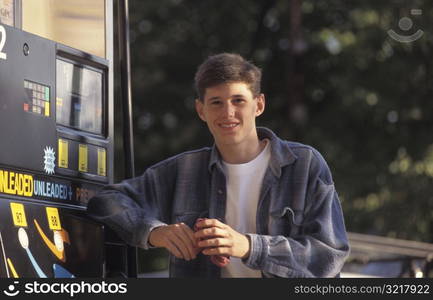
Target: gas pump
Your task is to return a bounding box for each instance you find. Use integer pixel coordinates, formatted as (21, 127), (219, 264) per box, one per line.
(0, 0), (133, 277)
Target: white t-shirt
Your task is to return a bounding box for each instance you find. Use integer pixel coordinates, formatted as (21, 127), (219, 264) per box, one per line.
(220, 139), (271, 278)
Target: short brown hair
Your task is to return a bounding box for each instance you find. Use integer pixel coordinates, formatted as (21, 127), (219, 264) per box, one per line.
(194, 53), (262, 101)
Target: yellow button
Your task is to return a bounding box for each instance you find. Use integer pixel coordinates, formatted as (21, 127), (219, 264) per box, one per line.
(58, 139), (68, 168)
(78, 144), (88, 173)
(97, 147), (106, 177)
(44, 102), (50, 117)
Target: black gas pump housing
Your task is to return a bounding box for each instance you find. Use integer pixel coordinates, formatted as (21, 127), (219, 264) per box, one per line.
(0, 0), (131, 278)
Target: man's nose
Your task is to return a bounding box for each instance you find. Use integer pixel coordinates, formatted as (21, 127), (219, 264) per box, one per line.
(222, 102), (235, 117)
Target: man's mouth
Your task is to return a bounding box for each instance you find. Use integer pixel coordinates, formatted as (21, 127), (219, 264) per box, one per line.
(219, 122), (239, 128)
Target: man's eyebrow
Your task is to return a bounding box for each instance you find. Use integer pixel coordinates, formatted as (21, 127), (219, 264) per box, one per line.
(207, 96), (221, 101)
(206, 94), (246, 101)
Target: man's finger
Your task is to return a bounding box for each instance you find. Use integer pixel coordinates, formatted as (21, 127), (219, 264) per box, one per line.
(179, 223), (198, 249)
(177, 224), (198, 259)
(169, 228), (195, 260)
(198, 238), (231, 248)
(166, 239), (183, 259)
(194, 227), (227, 239)
(202, 246), (231, 256)
(194, 218), (225, 229)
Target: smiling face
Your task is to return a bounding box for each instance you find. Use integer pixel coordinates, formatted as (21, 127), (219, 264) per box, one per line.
(195, 82), (265, 151)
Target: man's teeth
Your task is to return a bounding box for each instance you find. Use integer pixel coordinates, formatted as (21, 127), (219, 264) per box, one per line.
(220, 124), (238, 128)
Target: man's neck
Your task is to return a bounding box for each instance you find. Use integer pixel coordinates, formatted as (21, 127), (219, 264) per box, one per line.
(217, 138), (266, 164)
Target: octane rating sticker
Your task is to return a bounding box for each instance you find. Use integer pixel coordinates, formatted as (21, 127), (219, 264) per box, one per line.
(10, 202), (28, 227)
(46, 207), (61, 230)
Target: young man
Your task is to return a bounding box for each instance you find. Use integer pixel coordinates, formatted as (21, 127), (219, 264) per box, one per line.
(87, 53), (349, 278)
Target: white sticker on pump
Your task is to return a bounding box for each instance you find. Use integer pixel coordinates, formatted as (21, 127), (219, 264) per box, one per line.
(43, 146), (56, 174)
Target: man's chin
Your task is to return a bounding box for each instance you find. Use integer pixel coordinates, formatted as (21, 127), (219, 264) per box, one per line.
(214, 136), (240, 147)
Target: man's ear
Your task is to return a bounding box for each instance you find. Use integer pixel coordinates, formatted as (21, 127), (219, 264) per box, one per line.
(255, 93), (265, 117)
(195, 99), (206, 122)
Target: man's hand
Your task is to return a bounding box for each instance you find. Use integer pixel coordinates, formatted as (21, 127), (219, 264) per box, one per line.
(193, 219), (251, 259)
(149, 223), (198, 261)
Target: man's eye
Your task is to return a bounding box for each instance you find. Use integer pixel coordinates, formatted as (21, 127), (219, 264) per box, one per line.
(233, 98), (245, 103)
(210, 101), (221, 105)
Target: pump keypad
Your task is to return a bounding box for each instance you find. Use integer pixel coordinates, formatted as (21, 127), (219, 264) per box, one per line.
(24, 80), (50, 117)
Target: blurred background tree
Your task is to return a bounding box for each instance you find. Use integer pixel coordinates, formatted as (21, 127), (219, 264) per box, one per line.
(113, 0), (433, 271)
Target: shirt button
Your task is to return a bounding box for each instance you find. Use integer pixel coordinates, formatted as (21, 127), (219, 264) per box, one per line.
(217, 189), (223, 195)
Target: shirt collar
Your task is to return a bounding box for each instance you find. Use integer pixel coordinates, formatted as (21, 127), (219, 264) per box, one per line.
(208, 127), (297, 177)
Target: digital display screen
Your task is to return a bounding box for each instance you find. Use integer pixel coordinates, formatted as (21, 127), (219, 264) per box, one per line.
(56, 59), (103, 135)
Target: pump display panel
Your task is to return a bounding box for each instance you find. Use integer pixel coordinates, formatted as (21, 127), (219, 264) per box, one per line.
(56, 59), (104, 135)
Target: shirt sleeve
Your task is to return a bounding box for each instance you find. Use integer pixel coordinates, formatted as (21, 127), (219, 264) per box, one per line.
(86, 167), (169, 249)
(243, 150), (350, 278)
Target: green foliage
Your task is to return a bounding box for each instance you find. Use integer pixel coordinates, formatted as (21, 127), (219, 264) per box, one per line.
(123, 0), (433, 243)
